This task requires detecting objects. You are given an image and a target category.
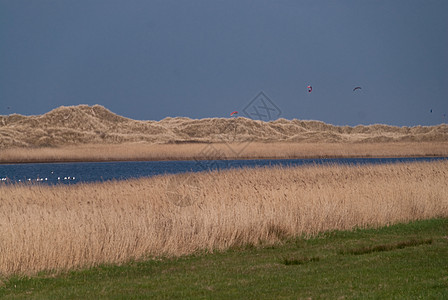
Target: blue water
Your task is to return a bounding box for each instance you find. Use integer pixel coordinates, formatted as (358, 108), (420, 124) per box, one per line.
(0, 157), (446, 185)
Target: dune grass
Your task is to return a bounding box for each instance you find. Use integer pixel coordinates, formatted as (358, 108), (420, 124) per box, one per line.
(1, 104), (447, 150)
(0, 141), (447, 163)
(1, 160), (447, 277)
(1, 218), (447, 298)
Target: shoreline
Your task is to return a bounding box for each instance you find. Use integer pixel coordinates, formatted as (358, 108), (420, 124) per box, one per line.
(1, 154), (447, 165)
(1, 141), (447, 164)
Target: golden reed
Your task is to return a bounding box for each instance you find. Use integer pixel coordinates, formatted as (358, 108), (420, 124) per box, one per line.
(1, 160), (447, 276)
(1, 142), (447, 163)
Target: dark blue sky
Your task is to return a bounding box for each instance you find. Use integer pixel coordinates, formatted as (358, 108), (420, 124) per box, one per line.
(1, 0), (447, 126)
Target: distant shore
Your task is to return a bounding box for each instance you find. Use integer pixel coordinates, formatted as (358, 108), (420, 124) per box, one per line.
(1, 141), (447, 164)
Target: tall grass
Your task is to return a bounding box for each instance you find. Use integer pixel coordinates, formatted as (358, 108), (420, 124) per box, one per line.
(1, 141), (447, 163)
(1, 160), (447, 276)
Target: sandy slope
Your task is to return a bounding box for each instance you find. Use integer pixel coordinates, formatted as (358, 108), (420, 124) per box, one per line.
(1, 104), (447, 149)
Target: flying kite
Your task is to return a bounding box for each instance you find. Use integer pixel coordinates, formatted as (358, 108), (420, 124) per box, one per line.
(353, 86), (362, 91)
(230, 111), (238, 116)
(307, 85), (312, 93)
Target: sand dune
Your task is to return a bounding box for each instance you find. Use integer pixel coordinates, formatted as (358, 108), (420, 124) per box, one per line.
(1, 104), (447, 149)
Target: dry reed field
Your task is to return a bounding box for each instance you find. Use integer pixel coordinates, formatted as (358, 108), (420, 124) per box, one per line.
(1, 160), (447, 276)
(1, 141), (448, 163)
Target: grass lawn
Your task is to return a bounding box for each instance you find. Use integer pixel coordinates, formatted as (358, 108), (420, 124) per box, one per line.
(1, 218), (447, 299)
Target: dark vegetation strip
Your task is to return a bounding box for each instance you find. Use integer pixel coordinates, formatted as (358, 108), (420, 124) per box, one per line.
(340, 238), (433, 255)
(282, 256), (320, 265)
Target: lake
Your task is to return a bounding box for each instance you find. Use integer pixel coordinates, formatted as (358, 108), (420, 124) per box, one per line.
(0, 157), (446, 185)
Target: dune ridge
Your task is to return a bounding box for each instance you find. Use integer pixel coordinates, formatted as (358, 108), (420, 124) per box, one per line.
(1, 104), (447, 149)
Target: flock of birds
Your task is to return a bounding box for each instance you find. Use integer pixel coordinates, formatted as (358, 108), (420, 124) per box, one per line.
(0, 176), (76, 183)
(229, 85), (446, 119)
(229, 85), (362, 116)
